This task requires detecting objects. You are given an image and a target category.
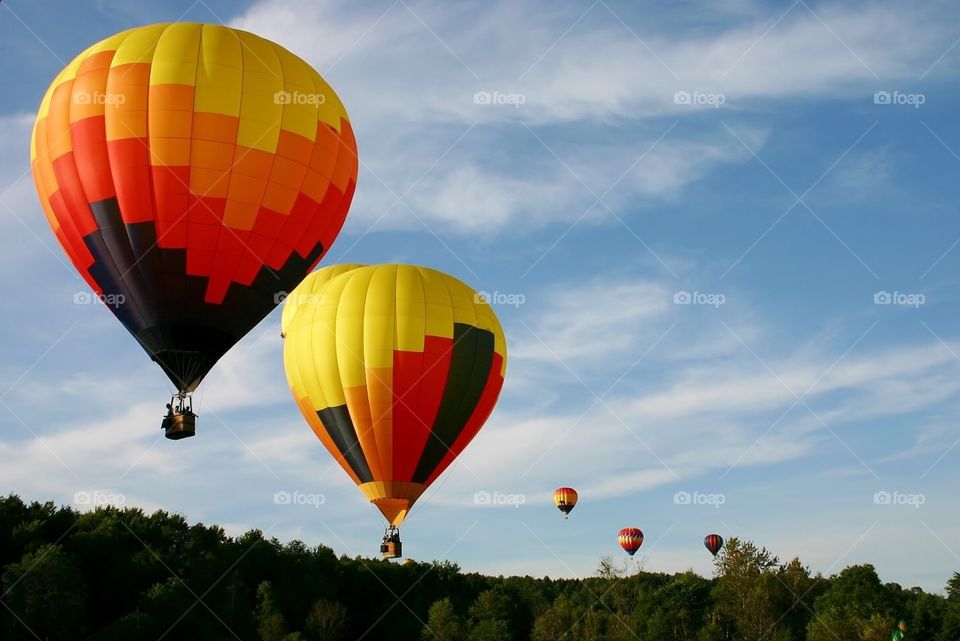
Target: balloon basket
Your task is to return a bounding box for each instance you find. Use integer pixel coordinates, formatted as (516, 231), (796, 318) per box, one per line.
(162, 394), (196, 440)
(380, 526), (402, 559)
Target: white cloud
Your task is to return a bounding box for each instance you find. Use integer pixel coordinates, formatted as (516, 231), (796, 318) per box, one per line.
(230, 0), (956, 235)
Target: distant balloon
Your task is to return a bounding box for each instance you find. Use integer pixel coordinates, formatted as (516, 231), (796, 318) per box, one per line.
(553, 487), (578, 519)
(618, 528), (643, 556)
(704, 533), (723, 557)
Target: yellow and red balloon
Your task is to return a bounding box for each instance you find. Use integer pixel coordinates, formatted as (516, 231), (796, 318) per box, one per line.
(553, 487), (578, 519)
(283, 264), (508, 527)
(619, 528), (643, 556)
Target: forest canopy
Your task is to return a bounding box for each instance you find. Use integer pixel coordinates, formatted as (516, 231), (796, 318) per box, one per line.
(0, 495), (955, 641)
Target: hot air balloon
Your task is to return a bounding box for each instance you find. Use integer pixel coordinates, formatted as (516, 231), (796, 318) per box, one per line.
(283, 264), (507, 558)
(618, 528), (643, 556)
(31, 23), (357, 439)
(704, 533), (723, 557)
(553, 487), (578, 519)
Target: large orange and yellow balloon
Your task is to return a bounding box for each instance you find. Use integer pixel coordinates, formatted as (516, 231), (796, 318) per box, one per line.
(31, 23), (357, 394)
(283, 264), (508, 526)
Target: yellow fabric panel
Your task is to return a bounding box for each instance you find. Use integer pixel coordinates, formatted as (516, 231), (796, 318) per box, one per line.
(394, 265), (426, 352)
(419, 267), (454, 339)
(236, 31), (282, 152)
(79, 29), (129, 59)
(442, 272), (478, 326)
(295, 307), (340, 415)
(273, 46), (319, 141)
(312, 274), (348, 408)
(285, 326), (329, 415)
(335, 268), (373, 388)
(110, 23), (164, 66)
(149, 23), (202, 86)
(193, 25), (242, 117)
(363, 264), (397, 370)
(281, 263), (366, 336)
(308, 65), (343, 134)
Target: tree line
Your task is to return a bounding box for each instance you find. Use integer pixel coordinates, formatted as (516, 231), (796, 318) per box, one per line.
(0, 495), (955, 641)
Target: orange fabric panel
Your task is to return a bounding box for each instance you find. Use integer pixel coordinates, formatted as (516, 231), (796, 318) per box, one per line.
(344, 385), (383, 480)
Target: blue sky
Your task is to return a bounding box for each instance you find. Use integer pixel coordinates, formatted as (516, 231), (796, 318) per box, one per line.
(2, 0), (960, 591)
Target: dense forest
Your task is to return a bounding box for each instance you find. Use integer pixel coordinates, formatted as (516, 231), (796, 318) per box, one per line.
(0, 495), (955, 641)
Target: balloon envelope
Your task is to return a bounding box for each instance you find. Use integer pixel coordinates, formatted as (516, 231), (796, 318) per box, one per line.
(553, 487), (578, 518)
(704, 533), (723, 557)
(283, 264), (508, 526)
(619, 528), (643, 556)
(31, 23), (357, 393)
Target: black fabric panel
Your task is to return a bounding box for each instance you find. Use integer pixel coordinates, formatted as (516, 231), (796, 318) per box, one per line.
(412, 323), (496, 483)
(81, 198), (326, 392)
(316, 406), (373, 483)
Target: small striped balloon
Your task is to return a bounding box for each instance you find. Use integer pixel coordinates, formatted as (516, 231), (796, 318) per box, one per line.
(704, 533), (724, 557)
(553, 487), (578, 519)
(618, 527), (643, 556)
